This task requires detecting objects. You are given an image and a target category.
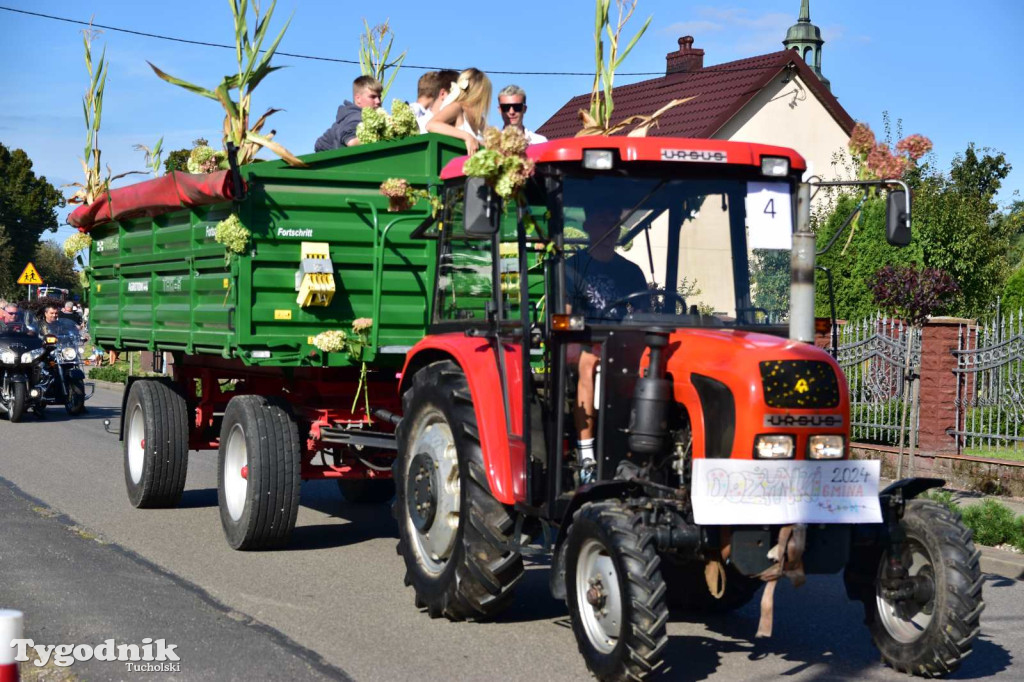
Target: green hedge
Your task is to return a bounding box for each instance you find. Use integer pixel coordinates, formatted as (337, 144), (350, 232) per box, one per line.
(921, 491), (1024, 550)
(88, 365), (128, 384)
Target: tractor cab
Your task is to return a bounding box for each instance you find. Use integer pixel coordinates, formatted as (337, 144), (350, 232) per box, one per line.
(421, 137), (809, 508)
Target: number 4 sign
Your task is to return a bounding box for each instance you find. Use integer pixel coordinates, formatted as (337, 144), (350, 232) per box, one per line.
(746, 182), (793, 250)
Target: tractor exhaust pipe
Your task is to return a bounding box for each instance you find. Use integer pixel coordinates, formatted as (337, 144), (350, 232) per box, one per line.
(789, 183), (815, 344)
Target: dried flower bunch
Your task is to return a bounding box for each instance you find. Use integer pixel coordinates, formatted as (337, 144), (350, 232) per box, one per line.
(357, 100), (419, 144)
(849, 123), (933, 181)
(464, 127), (536, 199)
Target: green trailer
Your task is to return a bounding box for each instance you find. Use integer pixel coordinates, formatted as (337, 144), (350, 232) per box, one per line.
(82, 134), (464, 367)
(69, 135), (464, 549)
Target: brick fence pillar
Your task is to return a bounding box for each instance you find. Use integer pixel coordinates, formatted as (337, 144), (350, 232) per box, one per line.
(916, 317), (973, 454)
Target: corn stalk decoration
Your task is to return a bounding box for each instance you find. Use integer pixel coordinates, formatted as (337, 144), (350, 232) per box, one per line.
(66, 25), (143, 204)
(133, 137), (164, 176)
(358, 19), (406, 101)
(148, 0), (306, 168)
(578, 0), (695, 137)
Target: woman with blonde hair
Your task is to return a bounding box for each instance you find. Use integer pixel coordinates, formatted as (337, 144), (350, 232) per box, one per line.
(426, 68), (491, 154)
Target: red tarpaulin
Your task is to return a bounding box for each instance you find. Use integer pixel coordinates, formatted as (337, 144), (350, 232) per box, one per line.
(67, 170), (244, 232)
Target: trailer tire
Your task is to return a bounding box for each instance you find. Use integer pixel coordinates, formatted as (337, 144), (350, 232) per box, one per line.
(7, 382), (27, 423)
(862, 499), (984, 677)
(565, 500), (669, 682)
(218, 395), (302, 550)
(123, 380), (189, 508)
(394, 360), (523, 620)
(661, 554), (761, 613)
(338, 479), (395, 504)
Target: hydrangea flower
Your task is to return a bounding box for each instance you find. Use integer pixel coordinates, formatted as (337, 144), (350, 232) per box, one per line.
(63, 233), (93, 259)
(312, 329), (348, 353)
(895, 134), (933, 161)
(848, 123), (876, 157)
(187, 145), (227, 174)
(214, 214), (250, 255)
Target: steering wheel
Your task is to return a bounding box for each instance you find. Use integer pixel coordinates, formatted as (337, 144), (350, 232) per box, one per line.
(600, 290), (687, 317)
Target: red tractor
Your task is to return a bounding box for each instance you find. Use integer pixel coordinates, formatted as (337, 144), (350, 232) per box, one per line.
(392, 137), (982, 680)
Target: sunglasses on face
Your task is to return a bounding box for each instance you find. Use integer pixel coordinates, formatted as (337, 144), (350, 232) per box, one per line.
(500, 103), (525, 113)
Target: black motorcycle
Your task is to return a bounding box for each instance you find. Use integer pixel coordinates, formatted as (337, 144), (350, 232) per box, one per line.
(31, 317), (90, 416)
(0, 315), (43, 422)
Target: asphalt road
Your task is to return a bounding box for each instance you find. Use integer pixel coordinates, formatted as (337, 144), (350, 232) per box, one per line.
(0, 384), (1020, 681)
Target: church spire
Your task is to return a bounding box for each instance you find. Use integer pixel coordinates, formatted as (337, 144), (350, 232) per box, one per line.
(783, 0), (830, 90)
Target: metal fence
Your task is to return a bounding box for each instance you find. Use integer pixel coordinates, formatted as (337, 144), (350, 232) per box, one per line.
(951, 310), (1024, 454)
(836, 315), (921, 446)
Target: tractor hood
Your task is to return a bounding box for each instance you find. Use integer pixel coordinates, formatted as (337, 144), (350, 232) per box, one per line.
(664, 327), (850, 460)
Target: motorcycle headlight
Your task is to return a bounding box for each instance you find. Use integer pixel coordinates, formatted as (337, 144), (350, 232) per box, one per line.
(808, 435), (845, 459)
(753, 434), (794, 459)
(21, 348), (44, 363)
(61, 347), (77, 361)
(0, 351), (16, 364)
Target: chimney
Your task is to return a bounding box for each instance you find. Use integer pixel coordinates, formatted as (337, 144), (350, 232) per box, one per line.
(666, 36), (704, 75)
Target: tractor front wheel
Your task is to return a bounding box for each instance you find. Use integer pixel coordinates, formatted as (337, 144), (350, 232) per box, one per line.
(565, 500), (669, 681)
(394, 360), (523, 620)
(864, 499), (984, 676)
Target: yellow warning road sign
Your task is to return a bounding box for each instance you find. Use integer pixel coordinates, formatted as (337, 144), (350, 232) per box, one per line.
(16, 262), (43, 286)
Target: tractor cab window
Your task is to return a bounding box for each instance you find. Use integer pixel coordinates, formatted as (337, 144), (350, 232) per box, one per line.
(560, 175), (793, 327)
(434, 184), (493, 323)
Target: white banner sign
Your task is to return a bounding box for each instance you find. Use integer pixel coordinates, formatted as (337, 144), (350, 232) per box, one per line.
(745, 181), (793, 250)
(691, 459), (882, 525)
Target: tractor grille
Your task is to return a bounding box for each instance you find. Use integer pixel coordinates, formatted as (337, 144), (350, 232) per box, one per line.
(760, 360), (840, 409)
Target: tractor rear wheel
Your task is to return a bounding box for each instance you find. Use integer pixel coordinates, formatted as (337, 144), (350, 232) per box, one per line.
(394, 360), (523, 620)
(565, 500), (669, 681)
(862, 499), (984, 676)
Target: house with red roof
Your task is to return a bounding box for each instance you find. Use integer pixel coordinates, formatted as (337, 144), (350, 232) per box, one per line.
(537, 1), (853, 310)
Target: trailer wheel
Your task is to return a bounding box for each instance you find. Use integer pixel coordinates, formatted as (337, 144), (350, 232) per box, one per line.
(565, 500), (669, 682)
(123, 380), (189, 508)
(661, 554), (761, 613)
(7, 382), (27, 423)
(864, 499), (984, 676)
(338, 479), (395, 504)
(394, 360), (523, 620)
(65, 377), (86, 415)
(217, 395), (301, 550)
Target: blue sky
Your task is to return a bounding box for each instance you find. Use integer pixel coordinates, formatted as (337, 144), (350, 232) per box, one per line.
(1, 0), (1022, 244)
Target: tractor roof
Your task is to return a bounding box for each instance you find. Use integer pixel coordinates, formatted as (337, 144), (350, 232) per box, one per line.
(439, 136), (807, 180)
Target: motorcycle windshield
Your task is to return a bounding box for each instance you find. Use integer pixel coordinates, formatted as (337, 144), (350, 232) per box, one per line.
(51, 318), (82, 345)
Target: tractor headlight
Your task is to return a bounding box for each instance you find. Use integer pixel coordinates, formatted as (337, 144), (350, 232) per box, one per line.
(21, 348), (44, 363)
(761, 156), (790, 177)
(808, 435), (845, 459)
(0, 351), (16, 364)
(754, 434), (794, 459)
(61, 347), (78, 361)
(583, 149), (615, 170)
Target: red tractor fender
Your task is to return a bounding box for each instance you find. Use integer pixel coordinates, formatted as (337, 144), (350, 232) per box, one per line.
(399, 334), (524, 505)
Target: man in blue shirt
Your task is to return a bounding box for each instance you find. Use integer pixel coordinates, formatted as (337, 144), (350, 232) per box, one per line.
(314, 76), (383, 151)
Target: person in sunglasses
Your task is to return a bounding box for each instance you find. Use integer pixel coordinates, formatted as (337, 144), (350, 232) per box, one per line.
(497, 85), (547, 145)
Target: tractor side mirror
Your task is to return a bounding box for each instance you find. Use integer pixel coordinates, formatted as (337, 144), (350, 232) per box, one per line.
(886, 190), (911, 246)
(464, 177), (501, 238)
